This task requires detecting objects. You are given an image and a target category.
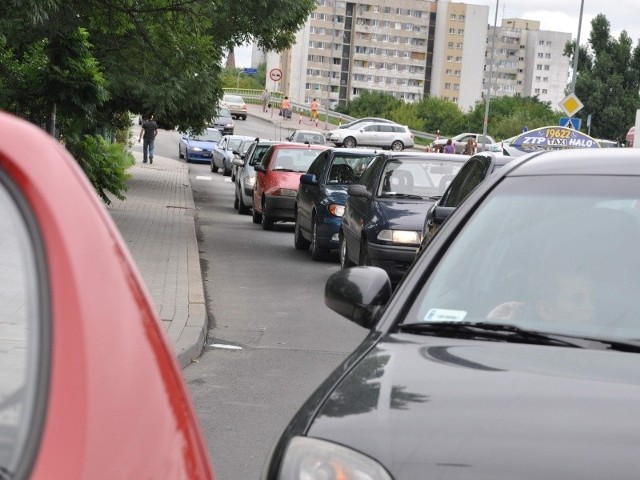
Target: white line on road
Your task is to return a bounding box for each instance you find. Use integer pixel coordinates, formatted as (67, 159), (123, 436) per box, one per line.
(209, 343), (243, 350)
(196, 175), (212, 181)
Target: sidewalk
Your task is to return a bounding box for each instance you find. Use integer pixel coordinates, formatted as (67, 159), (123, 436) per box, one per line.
(104, 106), (335, 369)
(106, 149), (207, 369)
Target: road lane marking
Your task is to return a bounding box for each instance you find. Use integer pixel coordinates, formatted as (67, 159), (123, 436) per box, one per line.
(196, 175), (212, 181)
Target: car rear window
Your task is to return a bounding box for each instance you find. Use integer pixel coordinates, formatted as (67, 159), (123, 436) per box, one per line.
(272, 149), (323, 172)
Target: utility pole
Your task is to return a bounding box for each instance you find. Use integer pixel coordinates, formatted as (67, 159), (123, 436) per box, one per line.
(482, 0), (499, 150)
(570, 0), (585, 94)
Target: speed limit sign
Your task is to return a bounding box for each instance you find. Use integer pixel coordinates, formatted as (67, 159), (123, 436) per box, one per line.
(269, 68), (283, 82)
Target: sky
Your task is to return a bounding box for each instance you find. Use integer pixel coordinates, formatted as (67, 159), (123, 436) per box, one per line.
(232, 1), (640, 68)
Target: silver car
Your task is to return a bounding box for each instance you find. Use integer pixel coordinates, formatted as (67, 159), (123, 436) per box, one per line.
(327, 122), (414, 151)
(211, 134), (254, 176)
(233, 139), (280, 215)
(433, 132), (496, 154)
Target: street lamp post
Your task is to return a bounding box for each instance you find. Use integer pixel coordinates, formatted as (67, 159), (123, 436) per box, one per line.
(482, 0), (499, 150)
(570, 0), (585, 94)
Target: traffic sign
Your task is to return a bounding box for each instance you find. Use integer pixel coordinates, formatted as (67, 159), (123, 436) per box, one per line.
(559, 93), (584, 117)
(559, 117), (581, 130)
(269, 68), (282, 82)
(243, 67), (257, 75)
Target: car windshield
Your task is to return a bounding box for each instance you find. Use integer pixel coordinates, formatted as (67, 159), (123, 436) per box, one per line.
(272, 149), (322, 172)
(192, 130), (222, 142)
(217, 108), (232, 117)
(228, 139), (243, 150)
(327, 154), (375, 184)
(404, 175), (640, 343)
(225, 95), (243, 103)
(377, 158), (463, 197)
(294, 133), (325, 144)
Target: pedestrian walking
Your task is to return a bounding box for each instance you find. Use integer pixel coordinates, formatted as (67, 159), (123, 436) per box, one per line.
(281, 96), (291, 120)
(443, 138), (455, 154)
(138, 114), (158, 164)
(261, 89), (270, 112)
(463, 137), (476, 155)
(310, 98), (319, 121)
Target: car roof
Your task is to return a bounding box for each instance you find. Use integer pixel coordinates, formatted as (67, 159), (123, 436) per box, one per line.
(271, 142), (328, 150)
(504, 148), (640, 177)
(379, 151), (470, 162)
(326, 147), (379, 155)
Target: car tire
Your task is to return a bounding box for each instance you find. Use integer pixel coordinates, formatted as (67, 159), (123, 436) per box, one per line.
(339, 233), (355, 269)
(233, 193), (239, 210)
(261, 199), (274, 231)
(242, 115), (247, 121)
(223, 163), (232, 176)
(294, 216), (311, 250)
(359, 239), (372, 266)
(343, 136), (357, 148)
(211, 162), (219, 173)
(391, 140), (404, 151)
(179, 146), (184, 159)
(238, 192), (250, 215)
(252, 207), (262, 224)
(310, 217), (329, 261)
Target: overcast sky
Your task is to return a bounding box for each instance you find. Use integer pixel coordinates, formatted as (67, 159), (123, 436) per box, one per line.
(232, 1), (639, 68)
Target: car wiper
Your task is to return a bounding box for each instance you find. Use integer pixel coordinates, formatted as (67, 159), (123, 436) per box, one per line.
(428, 194), (442, 200)
(380, 192), (426, 200)
(273, 168), (296, 172)
(398, 321), (585, 348)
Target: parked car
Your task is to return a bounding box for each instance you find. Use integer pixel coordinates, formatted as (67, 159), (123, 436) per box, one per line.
(211, 134), (254, 175)
(420, 152), (514, 251)
(231, 136), (259, 181)
(287, 129), (327, 145)
(294, 148), (377, 260)
(338, 117), (398, 130)
(0, 112), (214, 479)
(432, 132), (496, 154)
(252, 143), (329, 230)
(233, 139), (281, 215)
(263, 148), (640, 480)
(327, 122), (414, 151)
(340, 152), (467, 283)
(222, 94), (248, 120)
(209, 106), (234, 134)
(178, 127), (222, 163)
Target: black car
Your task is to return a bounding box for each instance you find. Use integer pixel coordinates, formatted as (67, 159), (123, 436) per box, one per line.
(340, 152), (467, 283)
(419, 151), (513, 251)
(295, 148), (377, 260)
(262, 148), (640, 480)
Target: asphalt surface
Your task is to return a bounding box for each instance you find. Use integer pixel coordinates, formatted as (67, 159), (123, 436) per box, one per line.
(105, 104), (331, 368)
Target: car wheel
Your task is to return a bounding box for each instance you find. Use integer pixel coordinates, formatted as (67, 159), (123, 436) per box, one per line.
(294, 215), (311, 250)
(339, 233), (355, 269)
(242, 115), (247, 120)
(211, 162), (219, 173)
(359, 239), (372, 266)
(238, 191), (250, 215)
(343, 136), (357, 148)
(223, 163), (232, 176)
(233, 192), (239, 210)
(179, 146), (184, 159)
(252, 207), (262, 224)
(261, 199), (274, 230)
(391, 140), (404, 151)
(310, 217), (329, 261)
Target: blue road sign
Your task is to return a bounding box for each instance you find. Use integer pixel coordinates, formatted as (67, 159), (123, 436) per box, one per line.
(243, 68), (258, 75)
(559, 117), (581, 130)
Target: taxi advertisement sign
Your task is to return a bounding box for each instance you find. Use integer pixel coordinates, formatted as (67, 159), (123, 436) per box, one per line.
(505, 126), (600, 156)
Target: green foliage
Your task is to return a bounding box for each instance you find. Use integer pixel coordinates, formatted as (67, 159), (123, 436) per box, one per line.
(569, 14), (640, 140)
(345, 90), (404, 118)
(66, 134), (134, 205)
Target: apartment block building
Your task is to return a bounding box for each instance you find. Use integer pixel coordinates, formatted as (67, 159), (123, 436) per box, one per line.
(264, 1), (571, 112)
(484, 18), (572, 107)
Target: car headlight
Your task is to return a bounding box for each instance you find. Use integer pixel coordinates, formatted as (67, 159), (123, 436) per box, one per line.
(190, 147), (203, 152)
(243, 175), (255, 188)
(377, 229), (421, 245)
(226, 122), (234, 127)
(276, 188), (297, 197)
(277, 436), (392, 480)
(328, 204), (345, 217)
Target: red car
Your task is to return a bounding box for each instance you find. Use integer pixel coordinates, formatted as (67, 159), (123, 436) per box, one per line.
(252, 143), (328, 230)
(0, 112), (214, 479)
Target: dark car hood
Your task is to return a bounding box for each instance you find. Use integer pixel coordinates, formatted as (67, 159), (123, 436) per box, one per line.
(374, 199), (434, 230)
(308, 334), (640, 479)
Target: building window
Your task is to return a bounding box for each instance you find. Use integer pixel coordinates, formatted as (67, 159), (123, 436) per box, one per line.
(545, 53), (551, 58)
(450, 14), (456, 20)
(543, 77), (549, 82)
(544, 65), (550, 70)
(448, 41), (454, 48)
(536, 64), (542, 70)
(447, 55), (454, 62)
(444, 82), (451, 89)
(457, 29), (464, 35)
(449, 28), (455, 34)
(459, 15), (465, 21)
(542, 89), (548, 94)
(537, 52), (544, 58)
(455, 56), (462, 62)
(535, 88), (540, 93)
(446, 69), (453, 75)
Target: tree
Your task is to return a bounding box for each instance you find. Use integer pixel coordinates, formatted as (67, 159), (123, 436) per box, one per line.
(0, 0), (315, 200)
(565, 14), (640, 140)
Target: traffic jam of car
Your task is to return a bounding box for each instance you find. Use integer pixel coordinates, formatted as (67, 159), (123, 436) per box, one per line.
(176, 98), (640, 479)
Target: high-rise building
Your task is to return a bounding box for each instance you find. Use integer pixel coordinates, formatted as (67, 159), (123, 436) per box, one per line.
(484, 18), (572, 107)
(265, 1), (571, 112)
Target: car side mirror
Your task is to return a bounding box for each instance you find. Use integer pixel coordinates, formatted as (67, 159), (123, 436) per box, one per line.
(325, 267), (392, 329)
(348, 184), (371, 200)
(300, 174), (318, 186)
(232, 157), (245, 167)
(254, 164), (266, 173)
(432, 205), (455, 226)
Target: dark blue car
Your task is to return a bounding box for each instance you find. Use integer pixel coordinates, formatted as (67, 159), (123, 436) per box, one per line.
(294, 148), (377, 260)
(340, 151), (467, 283)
